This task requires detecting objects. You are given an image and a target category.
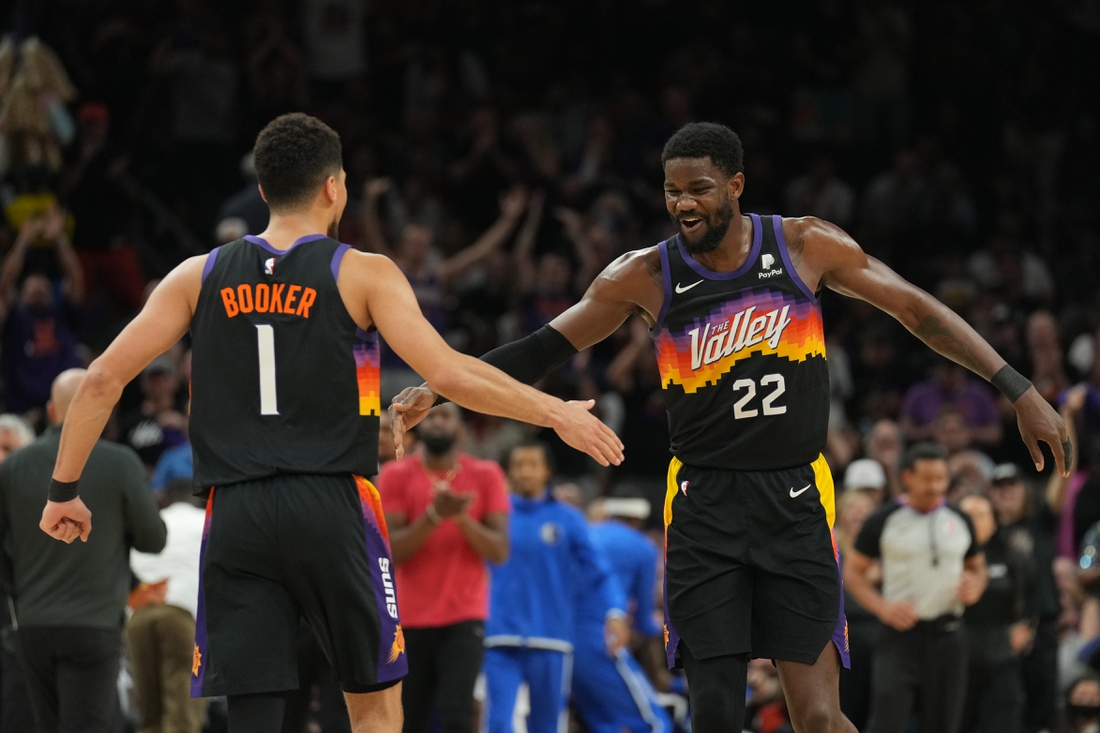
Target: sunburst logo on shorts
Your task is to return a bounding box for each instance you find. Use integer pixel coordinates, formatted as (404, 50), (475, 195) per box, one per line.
(192, 644), (202, 676)
(664, 624), (669, 645)
(388, 625), (406, 663)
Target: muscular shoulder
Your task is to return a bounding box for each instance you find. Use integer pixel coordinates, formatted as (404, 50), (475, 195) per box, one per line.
(598, 246), (663, 292)
(585, 244), (664, 320)
(779, 216), (866, 290)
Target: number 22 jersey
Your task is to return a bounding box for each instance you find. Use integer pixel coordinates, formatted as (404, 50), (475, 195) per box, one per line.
(650, 213), (829, 471)
(189, 235), (381, 488)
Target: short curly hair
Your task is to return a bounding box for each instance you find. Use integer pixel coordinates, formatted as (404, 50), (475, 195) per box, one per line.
(661, 122), (744, 178)
(253, 113), (343, 211)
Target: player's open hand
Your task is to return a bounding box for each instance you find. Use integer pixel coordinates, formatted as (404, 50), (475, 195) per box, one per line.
(1014, 388), (1071, 476)
(547, 399), (624, 467)
(389, 385), (437, 460)
(40, 497), (92, 543)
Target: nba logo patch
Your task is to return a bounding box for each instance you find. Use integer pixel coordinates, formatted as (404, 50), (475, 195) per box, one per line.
(264, 257), (276, 275)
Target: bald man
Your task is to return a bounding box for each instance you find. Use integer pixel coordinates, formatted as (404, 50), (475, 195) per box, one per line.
(0, 368), (166, 733)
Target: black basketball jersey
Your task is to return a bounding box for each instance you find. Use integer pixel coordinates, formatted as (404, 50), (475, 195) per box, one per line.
(650, 213), (829, 471)
(189, 234), (380, 487)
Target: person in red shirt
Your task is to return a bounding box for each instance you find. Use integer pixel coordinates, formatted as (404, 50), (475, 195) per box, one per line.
(376, 403), (510, 733)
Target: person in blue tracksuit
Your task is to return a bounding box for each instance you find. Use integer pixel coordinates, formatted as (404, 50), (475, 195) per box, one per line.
(573, 498), (674, 733)
(484, 441), (629, 733)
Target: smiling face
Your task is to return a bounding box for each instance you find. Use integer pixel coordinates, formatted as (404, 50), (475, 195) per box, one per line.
(663, 157), (743, 255)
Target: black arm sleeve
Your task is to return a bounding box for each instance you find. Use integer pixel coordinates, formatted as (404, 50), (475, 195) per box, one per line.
(479, 324), (579, 385)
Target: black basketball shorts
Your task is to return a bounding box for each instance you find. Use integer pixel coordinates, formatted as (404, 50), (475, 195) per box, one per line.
(662, 455), (850, 669)
(190, 474), (407, 697)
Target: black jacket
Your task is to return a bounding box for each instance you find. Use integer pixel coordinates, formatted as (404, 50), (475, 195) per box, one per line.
(0, 425), (166, 628)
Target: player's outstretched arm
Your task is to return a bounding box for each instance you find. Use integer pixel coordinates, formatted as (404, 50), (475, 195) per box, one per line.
(387, 248), (661, 457)
(42, 256), (203, 543)
(353, 253), (624, 466)
(799, 217), (1070, 475)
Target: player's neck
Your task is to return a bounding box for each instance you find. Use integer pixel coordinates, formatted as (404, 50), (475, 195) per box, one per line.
(690, 213), (752, 274)
(259, 210), (334, 250)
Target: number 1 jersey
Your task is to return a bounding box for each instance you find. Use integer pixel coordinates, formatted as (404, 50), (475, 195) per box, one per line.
(190, 235), (380, 488)
(650, 214), (829, 471)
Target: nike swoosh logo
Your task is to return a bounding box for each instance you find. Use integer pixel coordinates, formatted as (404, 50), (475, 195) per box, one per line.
(675, 280), (704, 294)
(789, 484), (812, 498)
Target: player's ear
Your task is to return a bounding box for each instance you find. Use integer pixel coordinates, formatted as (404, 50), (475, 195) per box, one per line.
(257, 184), (268, 204)
(324, 175), (339, 204)
(727, 172), (745, 202)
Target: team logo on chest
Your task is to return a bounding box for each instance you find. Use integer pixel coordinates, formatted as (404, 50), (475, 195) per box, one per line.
(688, 305), (792, 370)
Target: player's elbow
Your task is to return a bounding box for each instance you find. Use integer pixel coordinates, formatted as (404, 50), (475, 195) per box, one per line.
(82, 360), (127, 402)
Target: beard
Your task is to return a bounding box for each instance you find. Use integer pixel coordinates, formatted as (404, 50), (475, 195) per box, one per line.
(419, 432), (458, 456)
(674, 201), (734, 255)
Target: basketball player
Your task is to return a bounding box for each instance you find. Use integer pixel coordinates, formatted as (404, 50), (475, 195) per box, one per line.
(37, 113), (623, 733)
(390, 122), (1071, 733)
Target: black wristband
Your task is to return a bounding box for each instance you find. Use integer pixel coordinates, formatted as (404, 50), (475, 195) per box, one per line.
(48, 478), (79, 503)
(432, 325), (578, 407)
(990, 365), (1033, 402)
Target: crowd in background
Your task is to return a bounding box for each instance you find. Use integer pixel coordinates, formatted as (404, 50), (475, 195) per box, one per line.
(0, 0), (1099, 731)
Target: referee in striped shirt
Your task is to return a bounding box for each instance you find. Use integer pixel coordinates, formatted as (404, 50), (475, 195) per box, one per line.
(843, 443), (988, 733)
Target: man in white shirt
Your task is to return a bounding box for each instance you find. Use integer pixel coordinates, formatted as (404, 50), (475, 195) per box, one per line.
(128, 478), (208, 733)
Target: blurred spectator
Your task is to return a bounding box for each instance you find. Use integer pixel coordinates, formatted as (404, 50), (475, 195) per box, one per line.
(574, 497), (673, 733)
(0, 369), (165, 732)
(745, 658), (791, 733)
(0, 208), (84, 415)
(376, 404), (510, 733)
(1064, 674), (1100, 733)
(864, 419), (905, 498)
(216, 153), (269, 237)
(1025, 311), (1069, 404)
(947, 449), (995, 503)
(988, 461), (1066, 733)
(784, 156), (855, 227)
(0, 412), (33, 732)
(835, 487), (881, 731)
(845, 443), (987, 733)
(302, 0), (366, 84)
(859, 149), (925, 261)
(933, 406), (975, 456)
(843, 458), (888, 504)
(127, 478), (208, 733)
(0, 415), (33, 463)
(151, 442), (193, 491)
(968, 234), (1055, 307)
(59, 101), (145, 313)
(363, 180), (527, 399)
(483, 441), (626, 733)
(117, 355), (188, 474)
(148, 22), (240, 233)
(848, 324), (911, 421)
(245, 17), (309, 128)
(606, 317), (670, 505)
(960, 493), (1032, 733)
(900, 361), (1002, 448)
